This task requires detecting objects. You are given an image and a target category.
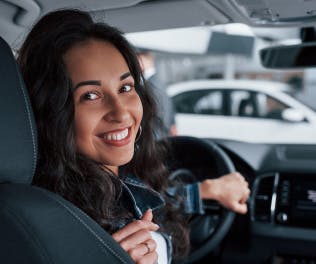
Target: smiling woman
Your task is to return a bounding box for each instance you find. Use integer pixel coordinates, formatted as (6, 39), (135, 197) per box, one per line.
(17, 9), (190, 263)
(16, 8), (249, 264)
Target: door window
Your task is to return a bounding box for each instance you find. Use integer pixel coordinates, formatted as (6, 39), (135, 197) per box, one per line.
(173, 90), (224, 115)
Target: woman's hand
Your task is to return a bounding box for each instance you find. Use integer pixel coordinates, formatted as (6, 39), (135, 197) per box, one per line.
(199, 172), (250, 214)
(112, 209), (159, 264)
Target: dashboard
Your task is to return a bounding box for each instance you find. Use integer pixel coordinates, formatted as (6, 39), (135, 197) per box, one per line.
(211, 139), (316, 263)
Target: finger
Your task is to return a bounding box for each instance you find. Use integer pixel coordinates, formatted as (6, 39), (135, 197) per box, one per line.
(112, 220), (159, 243)
(142, 239), (157, 255)
(238, 187), (250, 203)
(244, 187), (251, 196)
(236, 173), (248, 184)
(138, 250), (158, 264)
(145, 239), (157, 252)
(241, 183), (250, 193)
(234, 172), (244, 179)
(240, 193), (249, 204)
(128, 244), (148, 262)
(120, 229), (153, 251)
(232, 202), (248, 214)
(141, 209), (153, 222)
(128, 239), (157, 262)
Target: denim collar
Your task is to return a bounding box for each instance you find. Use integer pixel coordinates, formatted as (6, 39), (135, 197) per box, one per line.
(121, 175), (165, 219)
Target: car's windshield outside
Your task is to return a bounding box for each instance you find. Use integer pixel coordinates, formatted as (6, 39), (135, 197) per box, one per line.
(126, 24), (316, 144)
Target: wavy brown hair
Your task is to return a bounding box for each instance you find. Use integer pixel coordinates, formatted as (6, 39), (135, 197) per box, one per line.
(17, 9), (189, 258)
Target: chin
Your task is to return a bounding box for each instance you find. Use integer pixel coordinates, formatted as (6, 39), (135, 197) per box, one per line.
(105, 153), (134, 167)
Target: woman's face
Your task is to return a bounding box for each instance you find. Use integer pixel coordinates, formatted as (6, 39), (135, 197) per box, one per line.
(63, 39), (143, 174)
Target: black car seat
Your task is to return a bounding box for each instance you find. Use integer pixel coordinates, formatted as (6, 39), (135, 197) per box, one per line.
(0, 37), (133, 264)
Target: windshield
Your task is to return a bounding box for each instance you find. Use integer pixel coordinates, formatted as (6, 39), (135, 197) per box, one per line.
(126, 24), (316, 144)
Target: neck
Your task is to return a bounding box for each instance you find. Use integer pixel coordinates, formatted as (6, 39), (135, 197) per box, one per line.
(104, 165), (119, 175)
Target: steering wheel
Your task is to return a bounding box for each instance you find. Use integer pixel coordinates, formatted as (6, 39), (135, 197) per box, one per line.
(165, 136), (236, 263)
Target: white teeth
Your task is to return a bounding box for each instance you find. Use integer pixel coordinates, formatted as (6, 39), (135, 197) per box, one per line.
(104, 128), (128, 141)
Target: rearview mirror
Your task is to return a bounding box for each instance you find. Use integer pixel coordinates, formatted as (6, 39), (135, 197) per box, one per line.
(260, 42), (316, 69)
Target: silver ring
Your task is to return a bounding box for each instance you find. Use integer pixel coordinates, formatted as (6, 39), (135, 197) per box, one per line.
(142, 242), (151, 253)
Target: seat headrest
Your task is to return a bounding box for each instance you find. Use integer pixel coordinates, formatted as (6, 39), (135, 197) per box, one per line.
(0, 37), (37, 184)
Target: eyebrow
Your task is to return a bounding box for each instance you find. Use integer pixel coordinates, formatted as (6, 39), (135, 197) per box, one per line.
(74, 80), (101, 90)
(120, 72), (131, 81)
(73, 72), (132, 90)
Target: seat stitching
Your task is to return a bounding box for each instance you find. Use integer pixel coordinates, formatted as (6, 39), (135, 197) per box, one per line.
(14, 60), (37, 180)
(37, 188), (129, 263)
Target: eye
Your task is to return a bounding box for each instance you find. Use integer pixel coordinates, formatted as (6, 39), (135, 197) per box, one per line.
(81, 91), (101, 101)
(119, 84), (133, 93)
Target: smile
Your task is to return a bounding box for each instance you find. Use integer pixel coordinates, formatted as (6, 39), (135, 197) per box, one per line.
(98, 127), (132, 147)
(103, 128), (129, 141)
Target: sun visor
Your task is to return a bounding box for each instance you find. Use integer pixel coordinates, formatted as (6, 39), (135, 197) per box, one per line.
(207, 31), (255, 57)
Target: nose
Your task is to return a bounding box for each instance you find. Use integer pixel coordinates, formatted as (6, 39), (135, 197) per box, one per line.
(103, 95), (130, 123)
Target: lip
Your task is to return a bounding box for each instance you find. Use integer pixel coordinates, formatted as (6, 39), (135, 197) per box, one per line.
(97, 127), (133, 147)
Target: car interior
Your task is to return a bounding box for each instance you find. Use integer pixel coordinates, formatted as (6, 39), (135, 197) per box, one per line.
(1, 1), (316, 264)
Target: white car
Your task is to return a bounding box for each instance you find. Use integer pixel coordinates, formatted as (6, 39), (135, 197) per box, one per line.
(167, 80), (316, 143)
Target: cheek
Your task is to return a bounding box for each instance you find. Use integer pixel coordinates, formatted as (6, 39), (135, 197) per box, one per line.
(74, 108), (98, 151)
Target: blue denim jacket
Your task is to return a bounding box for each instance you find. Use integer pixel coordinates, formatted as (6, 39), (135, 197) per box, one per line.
(119, 175), (204, 263)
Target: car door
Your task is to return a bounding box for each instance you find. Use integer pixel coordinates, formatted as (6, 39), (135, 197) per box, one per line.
(172, 88), (238, 139)
(173, 88), (316, 143)
(226, 89), (316, 143)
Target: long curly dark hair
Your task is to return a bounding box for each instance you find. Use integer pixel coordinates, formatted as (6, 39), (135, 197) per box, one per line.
(17, 9), (189, 258)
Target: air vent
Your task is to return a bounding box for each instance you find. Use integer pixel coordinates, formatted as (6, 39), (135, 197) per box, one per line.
(276, 146), (316, 161)
(253, 174), (276, 222)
